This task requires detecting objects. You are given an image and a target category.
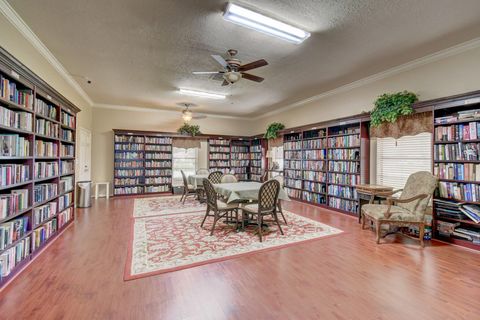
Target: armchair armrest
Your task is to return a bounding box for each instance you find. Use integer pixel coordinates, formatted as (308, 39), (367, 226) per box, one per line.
(384, 193), (429, 218)
(375, 189), (403, 198)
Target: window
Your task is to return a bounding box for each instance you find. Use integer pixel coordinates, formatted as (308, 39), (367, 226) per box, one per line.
(172, 147), (198, 186)
(271, 146), (284, 171)
(376, 132), (432, 190)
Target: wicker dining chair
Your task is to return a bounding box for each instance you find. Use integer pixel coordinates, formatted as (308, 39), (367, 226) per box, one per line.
(208, 171), (223, 184)
(221, 174), (238, 183)
(200, 179), (239, 235)
(196, 168), (209, 175)
(180, 170), (197, 204)
(242, 179), (283, 242)
(272, 175), (287, 225)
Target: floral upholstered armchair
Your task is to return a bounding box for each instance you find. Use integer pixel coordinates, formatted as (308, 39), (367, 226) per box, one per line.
(361, 171), (438, 247)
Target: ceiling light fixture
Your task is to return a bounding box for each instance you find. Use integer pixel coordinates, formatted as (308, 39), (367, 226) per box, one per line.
(182, 110), (193, 122)
(223, 3), (310, 44)
(178, 88), (226, 99)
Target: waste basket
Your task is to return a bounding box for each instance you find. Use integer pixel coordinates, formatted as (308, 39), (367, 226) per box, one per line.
(77, 181), (92, 207)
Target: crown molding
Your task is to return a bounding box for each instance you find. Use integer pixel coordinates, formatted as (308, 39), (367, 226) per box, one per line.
(93, 103), (251, 120)
(253, 37), (480, 120)
(0, 0), (94, 106)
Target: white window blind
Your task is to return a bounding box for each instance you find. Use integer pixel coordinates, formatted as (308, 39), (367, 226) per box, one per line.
(172, 147), (198, 186)
(376, 132), (432, 190)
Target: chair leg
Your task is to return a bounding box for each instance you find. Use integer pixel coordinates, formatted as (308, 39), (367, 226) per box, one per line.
(182, 191), (187, 204)
(273, 212), (284, 235)
(257, 214), (263, 242)
(210, 211), (219, 236)
(375, 221), (381, 244)
(200, 206), (210, 228)
(361, 212), (366, 229)
(418, 223), (425, 248)
(180, 192), (184, 202)
(235, 209), (239, 230)
(277, 202), (287, 225)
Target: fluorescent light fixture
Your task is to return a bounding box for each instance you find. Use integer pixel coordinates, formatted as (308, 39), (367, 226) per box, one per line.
(223, 3), (310, 44)
(178, 88), (226, 100)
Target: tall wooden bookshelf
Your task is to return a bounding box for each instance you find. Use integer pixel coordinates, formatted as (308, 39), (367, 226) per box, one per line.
(208, 138), (231, 174)
(282, 120), (369, 216)
(113, 130), (172, 195)
(0, 47), (79, 288)
(230, 139), (250, 180)
(250, 138), (266, 181)
(430, 91), (480, 250)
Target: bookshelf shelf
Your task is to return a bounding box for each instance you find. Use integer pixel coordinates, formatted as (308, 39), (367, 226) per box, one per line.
(0, 46), (79, 288)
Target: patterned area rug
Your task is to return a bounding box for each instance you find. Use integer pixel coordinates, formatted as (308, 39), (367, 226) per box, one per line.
(133, 195), (206, 218)
(125, 209), (342, 280)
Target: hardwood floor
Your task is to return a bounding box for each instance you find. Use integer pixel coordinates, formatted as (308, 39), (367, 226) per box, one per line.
(0, 197), (479, 320)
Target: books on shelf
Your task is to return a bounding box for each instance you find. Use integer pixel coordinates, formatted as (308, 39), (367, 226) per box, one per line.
(61, 129), (74, 142)
(438, 181), (480, 202)
(285, 178), (302, 189)
(0, 164), (30, 187)
(303, 139), (326, 149)
(0, 75), (33, 109)
(304, 181), (325, 194)
(328, 161), (359, 173)
(303, 170), (326, 182)
(303, 149), (326, 160)
(459, 204), (480, 223)
(145, 177), (172, 185)
(145, 160), (171, 168)
(115, 160), (143, 168)
(303, 160), (325, 171)
(328, 197), (357, 213)
(209, 146), (230, 153)
(0, 106), (33, 131)
(0, 189), (29, 219)
(34, 161), (58, 179)
(231, 146), (249, 153)
(302, 191), (326, 204)
(60, 160), (74, 175)
(145, 145), (171, 152)
(285, 187), (301, 199)
(34, 183), (57, 204)
(32, 218), (57, 250)
(33, 201), (57, 226)
(209, 139), (229, 146)
(435, 109), (480, 124)
(328, 149), (359, 160)
(61, 111), (75, 128)
(0, 134), (30, 157)
(145, 136), (172, 144)
(209, 160), (229, 167)
(114, 178), (142, 186)
(145, 185), (170, 193)
(327, 185), (357, 200)
(0, 236), (30, 279)
(35, 98), (57, 120)
(115, 143), (143, 151)
(328, 173), (360, 185)
(35, 140), (57, 157)
(0, 216), (29, 250)
(434, 199), (466, 220)
(328, 135), (360, 148)
(114, 186), (143, 195)
(59, 176), (73, 194)
(115, 135), (144, 143)
(145, 169), (172, 176)
(284, 141), (302, 150)
(35, 119), (59, 138)
(434, 162), (480, 181)
(58, 192), (73, 211)
(284, 151), (302, 159)
(434, 143), (479, 161)
(284, 169), (302, 179)
(114, 151), (141, 160)
(58, 207), (73, 228)
(145, 153), (171, 160)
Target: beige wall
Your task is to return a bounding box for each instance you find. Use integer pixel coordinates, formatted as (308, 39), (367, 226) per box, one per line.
(91, 107), (255, 187)
(254, 44), (480, 132)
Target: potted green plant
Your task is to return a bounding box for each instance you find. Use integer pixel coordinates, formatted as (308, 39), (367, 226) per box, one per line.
(264, 122), (285, 139)
(370, 91), (419, 127)
(177, 123), (201, 136)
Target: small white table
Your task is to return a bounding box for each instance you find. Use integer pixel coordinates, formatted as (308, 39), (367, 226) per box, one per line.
(95, 182), (110, 199)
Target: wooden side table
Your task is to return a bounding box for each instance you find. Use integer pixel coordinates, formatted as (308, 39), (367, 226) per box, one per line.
(356, 184), (394, 223)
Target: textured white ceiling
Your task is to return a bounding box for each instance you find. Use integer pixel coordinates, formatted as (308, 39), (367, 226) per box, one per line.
(7, 0), (480, 117)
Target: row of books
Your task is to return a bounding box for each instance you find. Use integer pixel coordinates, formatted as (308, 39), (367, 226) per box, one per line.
(328, 135), (360, 148)
(145, 160), (172, 168)
(250, 167), (262, 175)
(58, 192), (73, 211)
(0, 236), (30, 279)
(285, 187), (301, 199)
(284, 141), (302, 150)
(284, 160), (302, 170)
(304, 150), (327, 160)
(435, 109), (480, 124)
(61, 129), (74, 142)
(328, 161), (360, 173)
(209, 153), (230, 160)
(329, 173), (360, 185)
(58, 207), (73, 228)
(0, 106), (32, 131)
(303, 160), (326, 171)
(231, 146), (249, 153)
(434, 143), (479, 161)
(115, 135), (144, 143)
(35, 119), (59, 138)
(145, 169), (172, 176)
(115, 160), (143, 168)
(210, 146), (230, 153)
(434, 122), (480, 141)
(209, 139), (230, 146)
(114, 178), (142, 186)
(0, 75), (33, 109)
(0, 134), (30, 157)
(302, 191), (326, 204)
(284, 151), (302, 159)
(438, 181), (480, 202)
(0, 189), (28, 219)
(303, 130), (326, 139)
(231, 160), (250, 167)
(327, 185), (357, 199)
(231, 153), (249, 160)
(436, 220), (479, 243)
(59, 175), (73, 192)
(328, 197), (357, 213)
(0, 216), (28, 250)
(144, 153), (171, 160)
(331, 128), (360, 136)
(35, 140), (57, 157)
(35, 99), (57, 120)
(434, 199), (480, 223)
(145, 185), (170, 193)
(114, 152), (143, 160)
(115, 143), (143, 151)
(304, 181), (326, 193)
(434, 162), (480, 181)
(145, 145), (171, 151)
(33, 202), (57, 226)
(34, 183), (57, 204)
(250, 145), (262, 153)
(145, 177), (172, 185)
(114, 169), (143, 177)
(285, 178), (302, 189)
(60, 144), (74, 157)
(250, 174), (262, 182)
(61, 111), (75, 128)
(0, 164), (30, 187)
(209, 160), (229, 167)
(284, 169), (302, 179)
(251, 160), (261, 167)
(32, 218), (57, 251)
(303, 170), (326, 182)
(60, 160), (74, 175)
(114, 186), (143, 195)
(34, 162), (58, 179)
(231, 167), (248, 174)
(328, 149), (359, 160)
(145, 137), (171, 144)
(303, 139), (326, 150)
(250, 152), (262, 160)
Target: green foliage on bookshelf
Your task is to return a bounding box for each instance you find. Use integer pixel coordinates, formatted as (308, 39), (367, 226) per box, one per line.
(264, 122), (285, 140)
(177, 123), (201, 136)
(370, 91), (418, 127)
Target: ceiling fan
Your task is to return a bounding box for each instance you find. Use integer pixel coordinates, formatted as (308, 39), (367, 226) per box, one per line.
(177, 103), (207, 122)
(192, 49), (268, 86)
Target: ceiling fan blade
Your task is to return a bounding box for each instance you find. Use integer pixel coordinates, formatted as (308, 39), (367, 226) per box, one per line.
(211, 73), (225, 81)
(221, 79), (230, 86)
(192, 71), (222, 75)
(211, 55), (229, 68)
(241, 72), (264, 82)
(238, 59), (268, 72)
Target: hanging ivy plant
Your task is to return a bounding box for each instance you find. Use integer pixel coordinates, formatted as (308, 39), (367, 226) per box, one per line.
(264, 122), (285, 140)
(177, 123), (201, 136)
(370, 91), (419, 127)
